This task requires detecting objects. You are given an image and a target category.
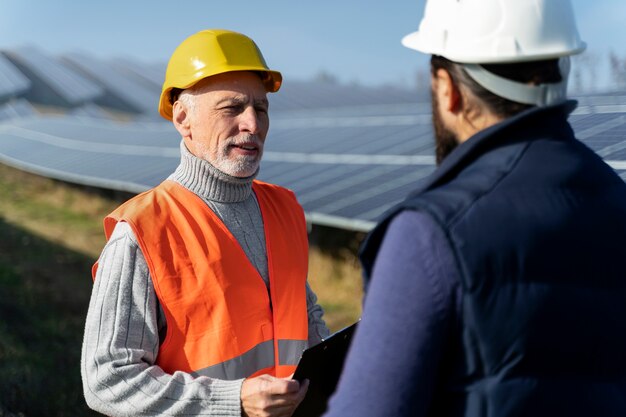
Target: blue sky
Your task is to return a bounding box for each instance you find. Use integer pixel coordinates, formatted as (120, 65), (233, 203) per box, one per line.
(0, 0), (624, 91)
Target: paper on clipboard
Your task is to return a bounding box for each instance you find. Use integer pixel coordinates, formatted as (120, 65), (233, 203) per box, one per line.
(292, 320), (359, 417)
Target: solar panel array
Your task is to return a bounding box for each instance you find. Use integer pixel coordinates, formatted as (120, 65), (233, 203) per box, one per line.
(0, 54), (31, 101)
(4, 47), (104, 106)
(0, 98), (36, 121)
(0, 48), (624, 231)
(62, 52), (162, 117)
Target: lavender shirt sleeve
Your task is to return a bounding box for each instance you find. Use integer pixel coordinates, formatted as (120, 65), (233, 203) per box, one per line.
(323, 210), (461, 417)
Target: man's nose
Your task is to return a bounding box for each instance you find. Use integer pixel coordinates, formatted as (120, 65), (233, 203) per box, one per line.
(239, 106), (259, 134)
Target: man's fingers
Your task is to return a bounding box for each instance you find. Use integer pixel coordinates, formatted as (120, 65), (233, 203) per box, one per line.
(241, 375), (310, 417)
(294, 379), (309, 405)
(267, 377), (301, 395)
(266, 379), (309, 410)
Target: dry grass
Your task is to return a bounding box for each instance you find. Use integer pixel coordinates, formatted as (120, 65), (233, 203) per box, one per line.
(0, 164), (118, 258)
(308, 247), (363, 332)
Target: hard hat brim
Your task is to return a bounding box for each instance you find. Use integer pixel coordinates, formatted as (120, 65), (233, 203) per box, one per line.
(402, 30), (587, 64)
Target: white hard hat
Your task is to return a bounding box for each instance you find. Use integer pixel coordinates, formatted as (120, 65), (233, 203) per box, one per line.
(402, 0), (586, 106)
(402, 0), (586, 64)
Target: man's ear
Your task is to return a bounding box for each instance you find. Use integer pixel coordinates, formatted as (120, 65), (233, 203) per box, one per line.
(433, 68), (462, 114)
(172, 100), (191, 139)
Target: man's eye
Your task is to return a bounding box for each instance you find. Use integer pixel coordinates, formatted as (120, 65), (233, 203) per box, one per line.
(222, 105), (242, 113)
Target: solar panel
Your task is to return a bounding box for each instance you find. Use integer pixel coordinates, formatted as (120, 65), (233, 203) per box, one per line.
(0, 53), (31, 101)
(109, 58), (164, 90)
(270, 80), (428, 112)
(0, 123), (170, 193)
(62, 52), (161, 117)
(0, 98), (36, 121)
(4, 47), (103, 106)
(69, 103), (113, 120)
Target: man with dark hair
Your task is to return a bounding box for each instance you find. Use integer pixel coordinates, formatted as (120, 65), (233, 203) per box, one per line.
(324, 1), (626, 416)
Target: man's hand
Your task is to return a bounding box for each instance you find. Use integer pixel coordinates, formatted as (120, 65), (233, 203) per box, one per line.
(241, 374), (309, 417)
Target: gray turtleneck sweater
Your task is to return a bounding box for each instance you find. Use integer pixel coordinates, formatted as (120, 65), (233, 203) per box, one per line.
(81, 142), (330, 416)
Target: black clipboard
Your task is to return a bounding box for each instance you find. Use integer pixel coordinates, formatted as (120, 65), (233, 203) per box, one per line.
(292, 321), (359, 417)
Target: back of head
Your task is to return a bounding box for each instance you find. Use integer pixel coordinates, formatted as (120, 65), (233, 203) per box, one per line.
(403, 0), (586, 114)
(158, 29), (282, 121)
(430, 56), (564, 118)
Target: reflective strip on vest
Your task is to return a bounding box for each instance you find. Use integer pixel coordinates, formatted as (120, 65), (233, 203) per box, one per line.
(192, 339), (307, 380)
(278, 339), (308, 367)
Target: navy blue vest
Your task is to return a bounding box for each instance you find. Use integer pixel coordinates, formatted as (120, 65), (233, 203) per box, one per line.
(360, 102), (626, 417)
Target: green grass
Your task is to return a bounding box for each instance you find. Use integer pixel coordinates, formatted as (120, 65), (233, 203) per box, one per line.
(0, 163), (363, 414)
(0, 218), (100, 416)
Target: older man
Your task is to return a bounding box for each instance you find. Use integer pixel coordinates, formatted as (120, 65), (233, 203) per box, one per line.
(82, 29), (329, 416)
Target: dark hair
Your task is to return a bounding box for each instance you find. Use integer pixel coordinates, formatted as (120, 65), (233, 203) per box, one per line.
(430, 55), (563, 118)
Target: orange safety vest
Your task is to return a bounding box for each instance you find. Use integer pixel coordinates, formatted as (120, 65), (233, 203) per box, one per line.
(93, 179), (309, 379)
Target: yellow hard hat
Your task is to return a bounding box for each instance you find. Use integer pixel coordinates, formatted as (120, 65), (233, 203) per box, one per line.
(159, 29), (282, 120)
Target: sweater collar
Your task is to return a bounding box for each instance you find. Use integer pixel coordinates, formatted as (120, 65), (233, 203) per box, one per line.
(169, 141), (257, 203)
